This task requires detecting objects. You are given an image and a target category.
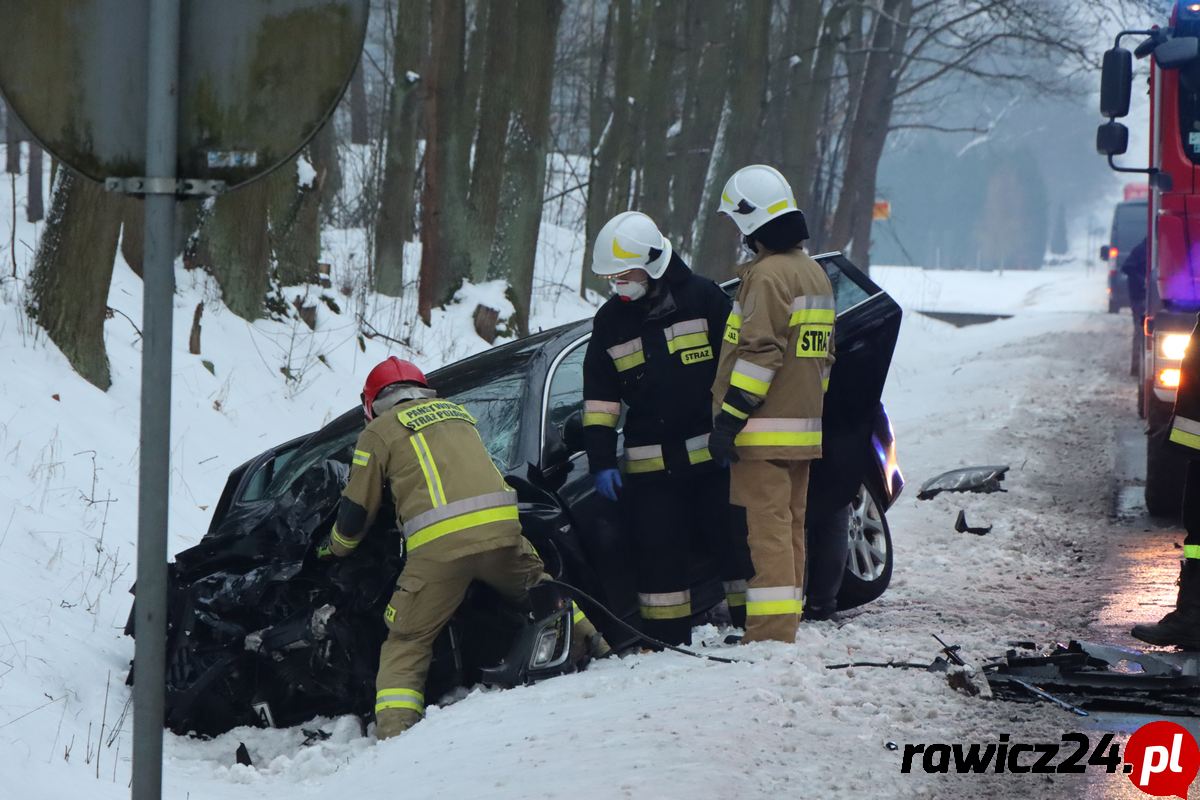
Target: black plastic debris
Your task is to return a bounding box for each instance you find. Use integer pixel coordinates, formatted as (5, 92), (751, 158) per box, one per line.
(983, 641), (1200, 717)
(236, 743), (253, 767)
(954, 510), (992, 535)
(301, 728), (331, 747)
(917, 465), (1009, 500)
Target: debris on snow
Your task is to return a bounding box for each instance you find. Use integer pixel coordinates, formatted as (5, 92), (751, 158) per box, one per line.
(954, 509), (992, 536)
(917, 465), (1009, 500)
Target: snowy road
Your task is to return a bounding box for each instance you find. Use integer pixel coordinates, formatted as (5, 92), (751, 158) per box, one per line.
(5, 264), (1195, 799)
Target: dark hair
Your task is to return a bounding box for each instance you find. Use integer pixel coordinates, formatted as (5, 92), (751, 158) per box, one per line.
(746, 210), (810, 254)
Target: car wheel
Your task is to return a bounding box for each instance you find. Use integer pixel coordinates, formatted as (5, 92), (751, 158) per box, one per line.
(836, 481), (893, 610)
(1145, 400), (1186, 519)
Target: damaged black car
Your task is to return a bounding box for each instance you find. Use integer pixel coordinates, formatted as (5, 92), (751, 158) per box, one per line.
(128, 251), (905, 736)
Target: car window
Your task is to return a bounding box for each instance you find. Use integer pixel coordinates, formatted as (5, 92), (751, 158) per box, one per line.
(822, 261), (873, 314)
(259, 430), (357, 501)
(446, 372), (526, 472)
(545, 343), (587, 432)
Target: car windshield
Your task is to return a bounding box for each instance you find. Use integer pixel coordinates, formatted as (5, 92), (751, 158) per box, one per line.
(445, 372), (527, 471)
(253, 371), (528, 504)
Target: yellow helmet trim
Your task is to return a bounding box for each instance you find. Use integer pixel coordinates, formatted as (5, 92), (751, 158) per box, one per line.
(767, 199), (791, 214)
(612, 239), (642, 260)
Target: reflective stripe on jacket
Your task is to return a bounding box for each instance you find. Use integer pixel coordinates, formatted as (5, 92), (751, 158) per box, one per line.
(711, 249), (835, 461)
(333, 397), (522, 560)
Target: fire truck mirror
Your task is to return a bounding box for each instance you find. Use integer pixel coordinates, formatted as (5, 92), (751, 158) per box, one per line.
(1101, 47), (1133, 118)
(1096, 122), (1130, 157)
(1154, 36), (1200, 70)
(1099, 244), (1111, 262)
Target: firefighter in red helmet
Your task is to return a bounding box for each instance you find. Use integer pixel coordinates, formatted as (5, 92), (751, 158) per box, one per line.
(317, 356), (608, 739)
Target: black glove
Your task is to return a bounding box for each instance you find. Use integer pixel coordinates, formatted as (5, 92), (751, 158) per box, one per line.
(709, 411), (747, 466)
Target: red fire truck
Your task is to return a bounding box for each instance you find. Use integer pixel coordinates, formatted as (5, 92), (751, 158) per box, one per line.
(1098, 0), (1200, 517)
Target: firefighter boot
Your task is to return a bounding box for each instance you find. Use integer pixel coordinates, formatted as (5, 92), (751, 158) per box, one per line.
(1131, 560), (1200, 650)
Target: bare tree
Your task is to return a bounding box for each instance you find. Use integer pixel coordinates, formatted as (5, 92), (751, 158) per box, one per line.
(418, 0), (474, 322)
(28, 170), (122, 389)
(374, 0), (428, 297)
(488, 0), (565, 335)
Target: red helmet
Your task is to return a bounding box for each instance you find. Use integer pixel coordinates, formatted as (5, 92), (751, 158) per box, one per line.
(361, 356), (428, 420)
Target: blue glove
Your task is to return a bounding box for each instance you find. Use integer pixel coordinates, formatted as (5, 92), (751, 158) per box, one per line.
(593, 468), (623, 502)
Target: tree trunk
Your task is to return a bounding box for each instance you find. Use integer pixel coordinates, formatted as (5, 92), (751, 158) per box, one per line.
(312, 121), (343, 225)
(640, 0), (681, 224)
(669, 0), (730, 251)
(579, 1), (616, 299)
(349, 59), (369, 145)
(419, 0), (473, 321)
(268, 150), (323, 286)
(827, 0), (911, 270)
(120, 197), (145, 276)
(582, 0), (636, 299)
(5, 109), (21, 174)
(28, 170), (122, 390)
(26, 141), (43, 222)
(374, 0), (427, 297)
(690, 0), (770, 279)
(195, 180), (272, 321)
(779, 0), (843, 211)
(466, 0), (517, 281)
(488, 0), (563, 336)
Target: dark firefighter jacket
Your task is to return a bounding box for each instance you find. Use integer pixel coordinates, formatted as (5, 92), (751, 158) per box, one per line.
(329, 397), (523, 561)
(583, 254), (732, 476)
(1170, 313), (1200, 459)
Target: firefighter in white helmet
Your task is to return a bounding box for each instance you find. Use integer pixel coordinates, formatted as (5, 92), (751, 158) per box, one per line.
(582, 211), (753, 645)
(709, 165), (836, 643)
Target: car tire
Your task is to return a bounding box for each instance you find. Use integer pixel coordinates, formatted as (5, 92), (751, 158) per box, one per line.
(836, 480), (893, 610)
(1145, 400), (1186, 519)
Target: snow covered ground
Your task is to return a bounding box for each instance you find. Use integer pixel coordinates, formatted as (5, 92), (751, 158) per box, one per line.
(0, 149), (1165, 799)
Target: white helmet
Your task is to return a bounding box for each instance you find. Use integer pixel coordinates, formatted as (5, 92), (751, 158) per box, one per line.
(718, 164), (800, 236)
(590, 211), (673, 279)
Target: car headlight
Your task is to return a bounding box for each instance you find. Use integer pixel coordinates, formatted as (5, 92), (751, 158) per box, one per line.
(1158, 333), (1191, 361)
(530, 624), (564, 668)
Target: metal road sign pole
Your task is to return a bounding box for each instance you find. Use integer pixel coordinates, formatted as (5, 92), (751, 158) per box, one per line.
(132, 1), (181, 798)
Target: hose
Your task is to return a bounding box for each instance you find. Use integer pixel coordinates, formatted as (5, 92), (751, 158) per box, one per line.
(545, 579), (742, 665)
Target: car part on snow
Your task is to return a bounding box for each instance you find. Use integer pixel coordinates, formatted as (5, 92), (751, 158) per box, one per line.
(953, 510), (992, 535)
(478, 583), (576, 688)
(983, 641), (1200, 717)
(235, 743), (252, 767)
(917, 465), (1010, 500)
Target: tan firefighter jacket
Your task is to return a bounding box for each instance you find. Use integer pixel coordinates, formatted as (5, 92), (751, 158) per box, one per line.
(328, 397), (523, 561)
(711, 248), (835, 461)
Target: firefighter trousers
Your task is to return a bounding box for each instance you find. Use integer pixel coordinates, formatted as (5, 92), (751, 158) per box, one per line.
(374, 538), (600, 739)
(623, 468), (753, 645)
(1186, 461), (1199, 554)
(730, 459), (811, 643)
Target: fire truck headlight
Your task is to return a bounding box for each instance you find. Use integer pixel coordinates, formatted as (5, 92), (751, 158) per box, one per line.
(1159, 333), (1192, 361)
(1158, 368), (1182, 389)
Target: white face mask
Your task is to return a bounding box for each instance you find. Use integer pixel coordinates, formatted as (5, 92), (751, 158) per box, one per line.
(613, 279), (647, 302)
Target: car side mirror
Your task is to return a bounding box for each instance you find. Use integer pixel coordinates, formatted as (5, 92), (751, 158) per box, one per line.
(1096, 121), (1129, 157)
(1155, 36), (1200, 70)
(561, 409), (585, 455)
(1100, 47), (1133, 118)
(1099, 244), (1111, 262)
